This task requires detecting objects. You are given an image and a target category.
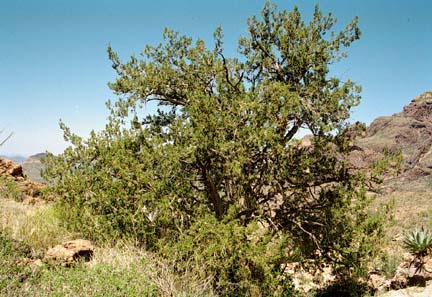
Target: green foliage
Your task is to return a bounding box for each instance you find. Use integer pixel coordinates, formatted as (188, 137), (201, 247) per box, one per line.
(368, 148), (403, 188)
(42, 2), (389, 294)
(0, 176), (24, 201)
(159, 214), (299, 296)
(0, 231), (33, 293)
(379, 253), (402, 279)
(403, 227), (432, 257)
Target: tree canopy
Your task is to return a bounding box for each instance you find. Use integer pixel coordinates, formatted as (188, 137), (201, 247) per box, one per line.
(44, 3), (388, 295)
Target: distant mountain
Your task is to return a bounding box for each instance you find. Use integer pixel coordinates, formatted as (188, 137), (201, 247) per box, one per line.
(0, 155), (27, 164)
(354, 89), (432, 180)
(22, 153), (46, 183)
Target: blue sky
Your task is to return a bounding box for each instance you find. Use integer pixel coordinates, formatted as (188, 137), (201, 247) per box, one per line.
(1, 0), (431, 156)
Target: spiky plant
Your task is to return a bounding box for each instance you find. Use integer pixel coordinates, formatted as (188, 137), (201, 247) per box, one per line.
(403, 227), (432, 274)
(403, 227), (432, 257)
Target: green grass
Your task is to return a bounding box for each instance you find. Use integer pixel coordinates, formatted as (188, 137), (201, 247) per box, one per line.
(0, 199), (73, 257)
(0, 231), (159, 296)
(0, 176), (24, 201)
(379, 252), (403, 279)
(0, 202), (216, 297)
(20, 263), (159, 297)
(0, 232), (33, 294)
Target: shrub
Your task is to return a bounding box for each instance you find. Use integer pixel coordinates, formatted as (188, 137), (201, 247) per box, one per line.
(43, 2), (391, 294)
(0, 176), (24, 201)
(159, 214), (298, 296)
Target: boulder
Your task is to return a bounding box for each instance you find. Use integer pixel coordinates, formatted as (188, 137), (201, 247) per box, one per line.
(0, 157), (46, 200)
(389, 253), (432, 290)
(369, 273), (390, 293)
(0, 158), (23, 177)
(45, 239), (94, 266)
(379, 286), (432, 297)
(21, 180), (45, 197)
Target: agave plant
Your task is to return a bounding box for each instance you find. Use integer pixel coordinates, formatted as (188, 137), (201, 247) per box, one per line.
(403, 227), (432, 257)
(402, 227), (432, 274)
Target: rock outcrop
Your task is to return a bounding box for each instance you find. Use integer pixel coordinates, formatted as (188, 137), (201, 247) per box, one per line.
(0, 158), (23, 177)
(372, 253), (432, 296)
(352, 90), (432, 180)
(45, 239), (94, 266)
(390, 253), (432, 289)
(0, 157), (46, 200)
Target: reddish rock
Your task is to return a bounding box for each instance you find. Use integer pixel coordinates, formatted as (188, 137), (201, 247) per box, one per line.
(352, 89), (432, 180)
(0, 158), (23, 177)
(390, 253), (432, 290)
(45, 239), (94, 266)
(21, 180), (45, 197)
(0, 157), (46, 199)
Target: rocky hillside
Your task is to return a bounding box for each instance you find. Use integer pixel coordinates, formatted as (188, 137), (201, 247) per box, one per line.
(357, 90), (432, 296)
(357, 90), (432, 180)
(0, 157), (45, 201)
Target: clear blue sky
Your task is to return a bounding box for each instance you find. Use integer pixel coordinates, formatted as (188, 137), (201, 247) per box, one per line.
(1, 0), (431, 156)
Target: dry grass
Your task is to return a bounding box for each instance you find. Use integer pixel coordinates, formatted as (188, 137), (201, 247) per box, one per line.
(90, 241), (216, 297)
(0, 197), (216, 296)
(375, 177), (432, 241)
(1, 172), (430, 296)
(0, 199), (74, 256)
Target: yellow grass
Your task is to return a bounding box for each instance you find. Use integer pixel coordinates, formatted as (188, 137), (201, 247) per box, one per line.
(0, 198), (216, 296)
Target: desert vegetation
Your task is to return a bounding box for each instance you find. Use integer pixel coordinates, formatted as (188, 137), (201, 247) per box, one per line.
(1, 2), (419, 296)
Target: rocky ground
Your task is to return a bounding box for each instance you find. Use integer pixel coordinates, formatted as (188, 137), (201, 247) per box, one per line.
(355, 90), (432, 296)
(0, 157), (46, 203)
(353, 90), (432, 180)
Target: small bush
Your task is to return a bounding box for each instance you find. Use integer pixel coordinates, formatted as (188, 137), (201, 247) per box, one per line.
(159, 214), (298, 297)
(380, 252), (402, 279)
(0, 176), (24, 201)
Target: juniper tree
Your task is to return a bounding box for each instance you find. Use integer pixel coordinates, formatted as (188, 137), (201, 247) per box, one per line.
(44, 3), (387, 293)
